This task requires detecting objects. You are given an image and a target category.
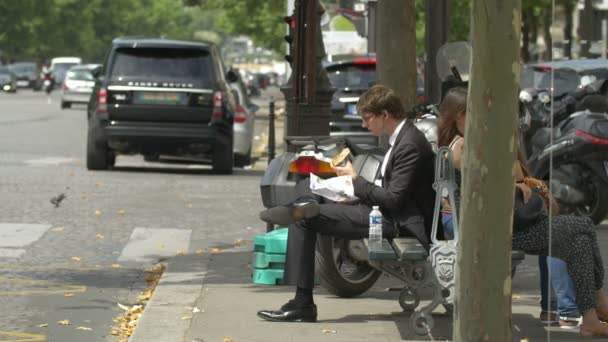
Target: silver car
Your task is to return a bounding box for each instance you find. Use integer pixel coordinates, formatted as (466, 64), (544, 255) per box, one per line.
(230, 77), (258, 167)
(60, 64), (101, 109)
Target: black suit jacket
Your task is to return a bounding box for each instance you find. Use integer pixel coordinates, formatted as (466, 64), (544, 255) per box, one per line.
(352, 120), (436, 249)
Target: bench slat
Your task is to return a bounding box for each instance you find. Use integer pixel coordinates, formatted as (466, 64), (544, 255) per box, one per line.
(392, 238), (428, 260)
(367, 239), (398, 260)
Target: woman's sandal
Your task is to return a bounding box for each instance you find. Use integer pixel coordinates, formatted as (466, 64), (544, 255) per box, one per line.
(580, 322), (608, 337)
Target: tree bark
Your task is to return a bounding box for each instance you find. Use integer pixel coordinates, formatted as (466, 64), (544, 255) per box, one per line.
(377, 0), (416, 112)
(453, 0), (521, 341)
(542, 8), (552, 61)
(563, 0), (574, 59)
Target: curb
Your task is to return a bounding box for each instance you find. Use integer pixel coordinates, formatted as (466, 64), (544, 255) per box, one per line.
(128, 254), (212, 342)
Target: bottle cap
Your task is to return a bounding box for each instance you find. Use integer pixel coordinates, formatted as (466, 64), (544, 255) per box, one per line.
(372, 205), (379, 210)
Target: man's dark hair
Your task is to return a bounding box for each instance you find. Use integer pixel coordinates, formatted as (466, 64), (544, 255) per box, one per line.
(357, 84), (406, 120)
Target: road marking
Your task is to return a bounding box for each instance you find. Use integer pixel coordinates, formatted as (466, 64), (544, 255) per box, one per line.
(0, 330), (46, 341)
(0, 224), (50, 248)
(0, 276), (86, 295)
(118, 227), (192, 263)
(24, 157), (78, 166)
(0, 248), (26, 258)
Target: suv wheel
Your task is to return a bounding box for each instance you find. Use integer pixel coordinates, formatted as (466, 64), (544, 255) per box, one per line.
(212, 140), (233, 174)
(234, 148), (252, 168)
(86, 131), (110, 170)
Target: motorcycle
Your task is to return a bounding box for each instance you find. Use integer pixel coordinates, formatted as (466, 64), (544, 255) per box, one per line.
(519, 69), (608, 224)
(42, 72), (54, 94)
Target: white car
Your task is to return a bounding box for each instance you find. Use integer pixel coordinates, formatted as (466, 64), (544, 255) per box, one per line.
(50, 56), (82, 85)
(60, 64), (101, 109)
(230, 77), (258, 167)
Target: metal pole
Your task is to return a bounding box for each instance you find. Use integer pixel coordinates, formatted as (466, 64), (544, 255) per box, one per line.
(424, 0), (449, 104)
(268, 97), (276, 165)
(367, 0), (378, 53)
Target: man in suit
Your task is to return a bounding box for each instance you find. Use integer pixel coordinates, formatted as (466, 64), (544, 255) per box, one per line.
(257, 84), (435, 322)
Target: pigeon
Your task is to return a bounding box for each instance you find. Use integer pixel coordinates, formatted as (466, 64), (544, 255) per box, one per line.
(50, 193), (66, 208)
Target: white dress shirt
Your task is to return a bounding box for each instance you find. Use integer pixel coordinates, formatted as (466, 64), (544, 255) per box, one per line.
(374, 120), (406, 187)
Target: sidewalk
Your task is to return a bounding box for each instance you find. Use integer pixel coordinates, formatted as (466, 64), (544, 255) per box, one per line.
(129, 242), (590, 342)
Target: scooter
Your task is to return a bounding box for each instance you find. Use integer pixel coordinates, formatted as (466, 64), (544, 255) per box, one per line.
(519, 77), (608, 224)
(42, 73), (54, 94)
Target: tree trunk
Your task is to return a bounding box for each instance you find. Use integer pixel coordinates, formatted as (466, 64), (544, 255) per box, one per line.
(563, 0), (574, 59)
(377, 0), (416, 112)
(521, 9), (530, 62)
(530, 11), (538, 61)
(453, 0), (521, 341)
(580, 0), (594, 57)
(542, 8), (552, 61)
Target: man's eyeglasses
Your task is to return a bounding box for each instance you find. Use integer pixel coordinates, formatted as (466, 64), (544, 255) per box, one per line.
(361, 113), (376, 122)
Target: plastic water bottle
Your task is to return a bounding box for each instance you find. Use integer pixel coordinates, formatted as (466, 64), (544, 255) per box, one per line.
(368, 206), (383, 251)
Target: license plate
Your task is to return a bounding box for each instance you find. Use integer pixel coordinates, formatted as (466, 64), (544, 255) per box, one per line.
(16, 80), (29, 87)
(135, 92), (187, 105)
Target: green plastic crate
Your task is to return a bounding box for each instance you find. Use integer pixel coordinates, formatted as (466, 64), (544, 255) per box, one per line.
(253, 227), (288, 254)
(253, 252), (286, 269)
(253, 268), (285, 285)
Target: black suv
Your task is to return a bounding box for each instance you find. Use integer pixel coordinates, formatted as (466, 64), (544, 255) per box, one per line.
(87, 37), (238, 173)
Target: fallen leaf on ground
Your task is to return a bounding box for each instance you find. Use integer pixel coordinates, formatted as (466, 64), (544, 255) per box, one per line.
(181, 316), (192, 320)
(117, 210), (126, 215)
(94, 210), (102, 216)
(117, 303), (130, 311)
(521, 339), (529, 342)
(210, 248), (222, 253)
(70, 257), (81, 262)
(37, 324), (48, 328)
(111, 329), (119, 336)
(76, 326), (92, 331)
(64, 293), (74, 297)
(321, 328), (337, 334)
(96, 234), (104, 239)
(192, 307), (201, 313)
(95, 182), (103, 187)
(512, 295), (521, 300)
(111, 264), (121, 268)
(57, 320), (71, 325)
(223, 338), (234, 342)
(233, 239), (244, 246)
(158, 243), (166, 249)
(176, 250), (187, 255)
(145, 274), (159, 282)
(195, 249), (204, 254)
(51, 227), (64, 232)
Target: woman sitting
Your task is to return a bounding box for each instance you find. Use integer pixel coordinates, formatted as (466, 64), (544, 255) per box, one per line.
(438, 86), (608, 337)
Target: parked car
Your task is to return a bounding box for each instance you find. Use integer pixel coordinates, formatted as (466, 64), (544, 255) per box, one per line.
(324, 54), (424, 143)
(9, 62), (42, 90)
(60, 64), (102, 109)
(521, 59), (608, 93)
(87, 37), (239, 173)
(230, 74), (259, 167)
(0, 66), (17, 93)
(50, 57), (82, 85)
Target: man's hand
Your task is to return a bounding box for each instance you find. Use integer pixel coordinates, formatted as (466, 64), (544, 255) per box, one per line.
(516, 182), (532, 204)
(333, 160), (357, 179)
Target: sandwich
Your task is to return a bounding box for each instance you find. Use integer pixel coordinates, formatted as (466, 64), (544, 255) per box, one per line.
(331, 148), (351, 167)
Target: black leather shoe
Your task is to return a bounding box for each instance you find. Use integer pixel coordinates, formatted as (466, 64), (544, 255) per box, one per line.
(259, 198), (320, 226)
(257, 300), (317, 322)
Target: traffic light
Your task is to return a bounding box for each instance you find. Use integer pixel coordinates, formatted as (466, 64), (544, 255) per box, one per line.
(283, 15), (296, 64)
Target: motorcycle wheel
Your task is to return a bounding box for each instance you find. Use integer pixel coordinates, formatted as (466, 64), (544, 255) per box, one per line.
(316, 235), (381, 298)
(573, 171), (608, 225)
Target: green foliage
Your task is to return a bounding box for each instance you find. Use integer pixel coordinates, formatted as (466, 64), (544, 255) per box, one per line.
(196, 0), (285, 54)
(414, 0), (471, 56)
(331, 15), (356, 31)
(0, 0), (196, 63)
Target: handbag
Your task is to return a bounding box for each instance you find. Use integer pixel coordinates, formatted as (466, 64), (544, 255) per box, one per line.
(513, 188), (547, 230)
